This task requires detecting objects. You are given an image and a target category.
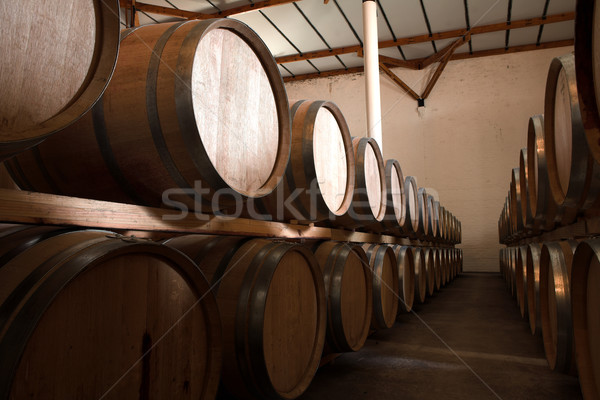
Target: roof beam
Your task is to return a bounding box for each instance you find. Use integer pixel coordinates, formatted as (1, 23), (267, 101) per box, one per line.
(283, 39), (573, 83)
(118, 0), (301, 20)
(276, 11), (574, 64)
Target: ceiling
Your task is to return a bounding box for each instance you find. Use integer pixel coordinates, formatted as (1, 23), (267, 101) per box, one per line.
(119, 0), (575, 82)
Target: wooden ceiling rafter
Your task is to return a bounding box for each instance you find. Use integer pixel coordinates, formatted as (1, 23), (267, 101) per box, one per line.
(376, 34), (470, 103)
(275, 11), (574, 64)
(117, 0), (301, 20)
(283, 39), (573, 83)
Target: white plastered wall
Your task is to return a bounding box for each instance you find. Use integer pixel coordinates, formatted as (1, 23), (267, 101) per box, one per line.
(284, 46), (573, 272)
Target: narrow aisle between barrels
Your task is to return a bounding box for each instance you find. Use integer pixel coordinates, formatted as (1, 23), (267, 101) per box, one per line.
(299, 272), (582, 400)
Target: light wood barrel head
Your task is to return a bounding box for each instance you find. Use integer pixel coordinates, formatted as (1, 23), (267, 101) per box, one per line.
(383, 159), (405, 231)
(263, 249), (321, 398)
(363, 141), (384, 221)
(544, 54), (591, 213)
(554, 68), (573, 195)
(0, 234), (221, 400)
(192, 27), (279, 195)
(0, 0), (120, 159)
(404, 176), (419, 236)
(338, 245), (372, 351)
(313, 106), (349, 213)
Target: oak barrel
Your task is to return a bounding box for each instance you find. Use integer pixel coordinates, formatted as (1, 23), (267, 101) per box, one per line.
(401, 176), (420, 238)
(381, 159), (406, 235)
(425, 248), (436, 296)
(427, 195), (439, 240)
(526, 243), (543, 335)
(515, 245), (529, 319)
(575, 0), (600, 163)
(519, 148), (534, 231)
(0, 229), (221, 400)
(333, 138), (386, 231)
(313, 241), (372, 353)
(417, 187), (430, 240)
(165, 235), (326, 400)
(362, 244), (399, 329)
(510, 168), (524, 235)
(526, 114), (558, 232)
(7, 19), (290, 213)
(544, 53), (600, 224)
(0, 0), (120, 160)
(259, 100), (354, 223)
(413, 247), (427, 304)
(539, 240), (577, 373)
(571, 239), (600, 399)
(392, 245), (415, 313)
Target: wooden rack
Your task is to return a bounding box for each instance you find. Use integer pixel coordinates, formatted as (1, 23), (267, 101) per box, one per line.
(0, 189), (453, 246)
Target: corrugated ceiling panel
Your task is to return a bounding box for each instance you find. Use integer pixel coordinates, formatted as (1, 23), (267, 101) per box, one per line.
(232, 12), (297, 57)
(292, 0), (361, 48)
(378, 0), (429, 38)
(379, 47), (407, 60)
(309, 56), (348, 72)
(334, 0), (391, 43)
(546, 0), (576, 14)
(423, 0), (466, 32)
(466, 0), (508, 26)
(510, 0), (546, 20)
(539, 20), (575, 42)
(337, 53), (365, 69)
(278, 64), (292, 78)
(470, 30), (506, 51)
(508, 26), (540, 46)
(257, 4), (325, 53)
(401, 42), (437, 60)
(280, 60), (319, 76)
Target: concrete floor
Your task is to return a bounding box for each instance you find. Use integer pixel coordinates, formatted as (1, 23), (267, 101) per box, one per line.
(300, 272), (582, 400)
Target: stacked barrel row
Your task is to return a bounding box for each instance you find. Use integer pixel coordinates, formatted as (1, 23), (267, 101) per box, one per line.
(2, 15), (461, 243)
(500, 241), (600, 400)
(498, 4), (600, 399)
(0, 5), (464, 400)
(0, 223), (462, 400)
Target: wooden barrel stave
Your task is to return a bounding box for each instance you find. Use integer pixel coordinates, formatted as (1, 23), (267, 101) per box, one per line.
(313, 241), (372, 353)
(0, 229), (221, 400)
(362, 244), (399, 330)
(381, 159), (405, 235)
(539, 240), (577, 373)
(526, 243), (543, 335)
(166, 236), (326, 400)
(413, 247), (427, 304)
(7, 19), (291, 213)
(0, 0), (120, 161)
(392, 245), (415, 313)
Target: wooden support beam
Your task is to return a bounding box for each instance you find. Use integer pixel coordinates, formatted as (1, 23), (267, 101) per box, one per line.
(0, 189), (428, 245)
(378, 55), (420, 70)
(283, 66), (364, 83)
(379, 63), (420, 101)
(283, 39), (573, 82)
(450, 39), (574, 61)
(420, 33), (470, 69)
(275, 12), (574, 64)
(118, 0), (300, 20)
(421, 34), (469, 99)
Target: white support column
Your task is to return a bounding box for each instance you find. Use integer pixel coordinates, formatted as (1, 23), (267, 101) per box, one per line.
(362, 0), (383, 149)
